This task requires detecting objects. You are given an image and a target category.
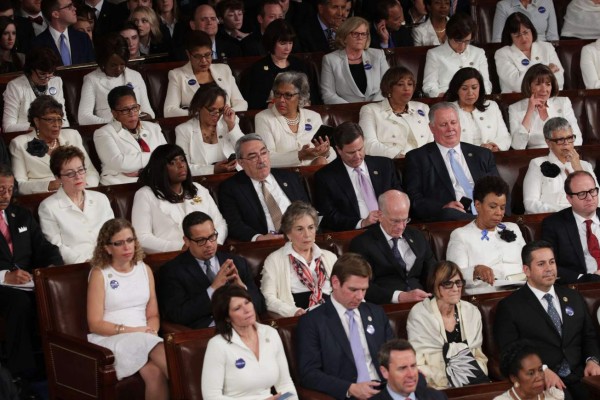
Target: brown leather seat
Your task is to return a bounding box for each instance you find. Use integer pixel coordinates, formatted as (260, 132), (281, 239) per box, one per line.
(556, 40), (594, 90)
(471, 0), (497, 45)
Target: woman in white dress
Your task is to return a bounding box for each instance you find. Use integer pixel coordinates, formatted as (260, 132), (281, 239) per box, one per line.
(9, 96), (99, 194)
(580, 39), (600, 89)
(422, 13), (492, 98)
(87, 218), (168, 399)
(492, 0), (558, 42)
(412, 0), (450, 46)
(78, 33), (154, 126)
(561, 0), (600, 39)
(175, 84), (242, 176)
(446, 175), (526, 287)
(256, 71), (334, 167)
(2, 47), (68, 133)
(39, 146), (114, 264)
(444, 67), (510, 151)
(202, 284), (297, 400)
(494, 12), (563, 93)
(131, 143), (227, 254)
(508, 64), (581, 149)
(359, 66), (432, 158)
(163, 30), (247, 117)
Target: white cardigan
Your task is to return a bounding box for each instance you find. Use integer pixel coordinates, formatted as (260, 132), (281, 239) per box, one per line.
(581, 39), (600, 89)
(3, 74), (68, 133)
(163, 62), (248, 117)
(78, 67), (155, 126)
(9, 129), (99, 194)
(452, 100), (511, 151)
(175, 116), (244, 176)
(38, 188), (114, 264)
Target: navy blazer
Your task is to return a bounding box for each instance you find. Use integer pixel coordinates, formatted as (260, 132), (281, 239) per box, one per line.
(94, 1), (128, 39)
(158, 250), (265, 329)
(542, 208), (600, 284)
(218, 169), (310, 241)
(296, 298), (394, 399)
(32, 26), (95, 65)
(296, 15), (332, 53)
(494, 284), (600, 378)
(315, 156), (402, 231)
(349, 224), (436, 304)
(404, 142), (501, 221)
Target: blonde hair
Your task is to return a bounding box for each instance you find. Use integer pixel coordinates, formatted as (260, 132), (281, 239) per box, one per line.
(91, 218), (144, 269)
(335, 16), (370, 49)
(130, 6), (163, 43)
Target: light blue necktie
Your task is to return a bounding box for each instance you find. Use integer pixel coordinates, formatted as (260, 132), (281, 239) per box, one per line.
(345, 309), (371, 383)
(448, 149), (476, 215)
(59, 33), (71, 66)
(543, 293), (571, 377)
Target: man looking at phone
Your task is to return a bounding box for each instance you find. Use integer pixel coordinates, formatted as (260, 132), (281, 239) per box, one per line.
(158, 211), (265, 329)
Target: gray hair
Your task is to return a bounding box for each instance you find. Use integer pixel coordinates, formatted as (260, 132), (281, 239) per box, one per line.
(428, 101), (459, 124)
(235, 133), (265, 159)
(280, 201), (318, 236)
(543, 117), (572, 140)
(378, 190), (410, 213)
(271, 71), (311, 107)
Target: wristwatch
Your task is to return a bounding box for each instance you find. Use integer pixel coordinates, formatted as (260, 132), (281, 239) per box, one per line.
(587, 356), (600, 365)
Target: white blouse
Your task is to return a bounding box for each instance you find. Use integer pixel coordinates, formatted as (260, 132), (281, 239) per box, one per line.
(581, 39), (600, 89)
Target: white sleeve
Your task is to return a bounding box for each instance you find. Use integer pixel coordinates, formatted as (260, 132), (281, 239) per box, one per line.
(544, 1), (559, 41)
(561, 98), (582, 146)
(38, 200), (85, 264)
(488, 102), (511, 151)
(412, 25), (425, 47)
(255, 114), (301, 167)
(163, 69), (188, 118)
(320, 55), (349, 104)
(522, 159), (561, 214)
(547, 44), (564, 90)
(93, 127), (151, 172)
(175, 123), (215, 176)
(491, 2), (508, 43)
(422, 50), (440, 98)
(196, 183), (228, 244)
(360, 105), (399, 158)
(2, 81), (31, 132)
(446, 229), (474, 281)
(201, 340), (239, 400)
(272, 333), (298, 398)
(581, 45), (600, 89)
(8, 138), (51, 194)
(508, 103), (530, 150)
(222, 65), (248, 111)
(495, 48), (525, 93)
(136, 76), (155, 118)
(260, 255), (299, 317)
(131, 189), (182, 253)
(78, 75), (109, 126)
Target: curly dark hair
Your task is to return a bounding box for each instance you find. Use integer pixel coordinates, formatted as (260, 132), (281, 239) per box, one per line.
(499, 340), (541, 381)
(27, 95), (64, 126)
(473, 175), (509, 203)
(49, 145), (85, 176)
(91, 218), (144, 269)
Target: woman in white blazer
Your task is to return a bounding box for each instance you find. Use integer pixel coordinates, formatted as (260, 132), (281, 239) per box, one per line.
(163, 30), (247, 117)
(508, 64), (581, 149)
(581, 39), (600, 89)
(175, 84), (243, 175)
(523, 117), (596, 214)
(445, 68), (511, 151)
(94, 86), (167, 185)
(261, 202), (336, 317)
(320, 17), (389, 104)
(39, 146), (114, 264)
(359, 66), (432, 158)
(494, 12), (563, 93)
(78, 34), (154, 126)
(412, 0), (450, 46)
(256, 71), (335, 167)
(9, 96), (99, 195)
(3, 47), (68, 133)
(131, 144), (227, 254)
(492, 0), (558, 43)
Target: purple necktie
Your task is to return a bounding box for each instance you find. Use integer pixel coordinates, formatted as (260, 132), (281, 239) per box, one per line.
(355, 168), (378, 212)
(346, 309), (371, 382)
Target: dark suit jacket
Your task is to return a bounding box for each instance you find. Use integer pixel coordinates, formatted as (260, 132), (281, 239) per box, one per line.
(315, 156), (402, 231)
(0, 204), (63, 271)
(215, 31), (242, 59)
(349, 224), (436, 304)
(158, 250), (265, 329)
(218, 169), (309, 241)
(94, 1), (128, 40)
(494, 284), (600, 378)
(369, 23), (414, 48)
(297, 299), (394, 399)
(240, 30), (266, 57)
(296, 15), (332, 53)
(404, 142), (501, 221)
(371, 381), (448, 400)
(284, 1), (313, 36)
(542, 208), (600, 284)
(32, 26), (95, 65)
(13, 16), (36, 54)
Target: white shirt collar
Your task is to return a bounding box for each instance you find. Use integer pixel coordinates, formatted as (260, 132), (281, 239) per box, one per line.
(572, 209), (600, 227)
(49, 25), (68, 41)
(343, 159), (367, 176)
(527, 282), (558, 302)
(284, 241), (323, 264)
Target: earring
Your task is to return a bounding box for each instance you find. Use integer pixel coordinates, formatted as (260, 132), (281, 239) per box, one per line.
(387, 94), (391, 98)
(514, 382), (519, 388)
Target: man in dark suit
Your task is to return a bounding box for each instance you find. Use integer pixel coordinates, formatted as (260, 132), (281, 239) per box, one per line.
(297, 0), (346, 53)
(189, 4), (241, 60)
(350, 190), (434, 304)
(315, 122), (402, 232)
(240, 0), (283, 56)
(0, 165), (63, 378)
(542, 171), (600, 284)
(297, 253), (395, 399)
(494, 240), (600, 400)
(404, 102), (501, 222)
(373, 339), (447, 400)
(219, 134), (310, 241)
(370, 0), (413, 49)
(84, 0), (127, 40)
(281, 0), (313, 34)
(32, 0), (95, 65)
(158, 211), (264, 329)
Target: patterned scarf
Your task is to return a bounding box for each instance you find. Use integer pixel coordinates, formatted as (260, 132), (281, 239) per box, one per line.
(289, 253), (327, 307)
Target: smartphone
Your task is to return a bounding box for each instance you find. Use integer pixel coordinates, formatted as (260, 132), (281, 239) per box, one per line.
(459, 196), (472, 211)
(227, 153), (236, 162)
(371, 380), (385, 390)
(279, 392), (294, 400)
(312, 125), (335, 147)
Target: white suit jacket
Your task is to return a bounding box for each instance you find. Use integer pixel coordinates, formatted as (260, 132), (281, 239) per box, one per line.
(423, 42), (492, 97)
(174, 116), (244, 176)
(93, 120), (167, 185)
(131, 183), (227, 254)
(9, 129), (99, 194)
(561, 0), (600, 39)
(581, 39), (600, 89)
(508, 96), (582, 149)
(2, 74), (68, 133)
(320, 48), (389, 104)
(78, 67), (155, 126)
(38, 188), (114, 264)
(453, 100), (511, 150)
(495, 41), (564, 93)
(492, 0), (558, 42)
(359, 99), (432, 158)
(412, 18), (445, 47)
(255, 106), (336, 167)
(163, 62), (248, 117)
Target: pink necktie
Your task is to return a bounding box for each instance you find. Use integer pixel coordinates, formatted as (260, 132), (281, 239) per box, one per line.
(0, 213), (13, 254)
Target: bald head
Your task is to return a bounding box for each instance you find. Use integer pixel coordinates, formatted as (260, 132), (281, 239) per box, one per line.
(379, 190), (410, 213)
(379, 190), (411, 238)
(191, 4), (219, 37)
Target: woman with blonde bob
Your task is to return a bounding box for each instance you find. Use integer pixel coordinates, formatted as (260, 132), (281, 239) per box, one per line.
(87, 218), (168, 400)
(129, 6), (169, 55)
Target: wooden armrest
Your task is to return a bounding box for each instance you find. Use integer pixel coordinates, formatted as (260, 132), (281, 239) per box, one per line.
(160, 320), (190, 334)
(297, 386), (335, 400)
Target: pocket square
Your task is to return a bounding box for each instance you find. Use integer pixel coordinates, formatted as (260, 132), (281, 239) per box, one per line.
(18, 226), (27, 233)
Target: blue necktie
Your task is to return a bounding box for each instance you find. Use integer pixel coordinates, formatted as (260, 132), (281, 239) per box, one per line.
(59, 33), (71, 66)
(448, 149), (476, 214)
(345, 309), (371, 383)
(204, 260), (216, 283)
(543, 293), (571, 377)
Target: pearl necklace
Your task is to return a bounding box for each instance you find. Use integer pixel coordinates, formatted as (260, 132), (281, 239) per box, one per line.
(510, 387), (541, 400)
(283, 114), (299, 126)
(174, 186), (184, 196)
(48, 139), (59, 150)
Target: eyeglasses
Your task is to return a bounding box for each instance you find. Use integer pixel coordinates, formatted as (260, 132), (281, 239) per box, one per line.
(191, 51), (213, 61)
(34, 70), (54, 80)
(387, 217), (411, 225)
(188, 232), (218, 246)
(108, 237), (136, 247)
(204, 107), (224, 116)
(0, 186), (14, 196)
(439, 279), (466, 289)
(241, 148), (269, 162)
(349, 31), (368, 39)
(272, 91), (299, 100)
(39, 116), (64, 125)
(57, 2), (75, 11)
(114, 104), (141, 115)
(511, 29), (531, 38)
(547, 135), (576, 145)
(60, 167), (87, 179)
(568, 187), (599, 200)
